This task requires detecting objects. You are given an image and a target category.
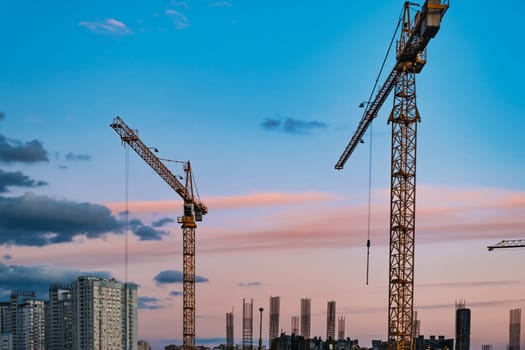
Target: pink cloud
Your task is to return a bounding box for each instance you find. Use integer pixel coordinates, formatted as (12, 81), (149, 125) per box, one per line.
(105, 191), (343, 214)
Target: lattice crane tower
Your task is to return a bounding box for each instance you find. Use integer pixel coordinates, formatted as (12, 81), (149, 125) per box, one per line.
(334, 2), (449, 349)
(111, 116), (207, 350)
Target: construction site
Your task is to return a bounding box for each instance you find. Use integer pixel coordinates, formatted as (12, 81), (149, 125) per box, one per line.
(0, 0), (524, 350)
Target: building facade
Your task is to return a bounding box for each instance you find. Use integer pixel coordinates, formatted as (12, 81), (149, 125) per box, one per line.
(72, 276), (138, 350)
(509, 308), (521, 350)
(326, 301), (336, 341)
(46, 284), (73, 350)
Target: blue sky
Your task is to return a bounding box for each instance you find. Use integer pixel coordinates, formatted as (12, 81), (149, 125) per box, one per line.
(1, 1), (525, 349)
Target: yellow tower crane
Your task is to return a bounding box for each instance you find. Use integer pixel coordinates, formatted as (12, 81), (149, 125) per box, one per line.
(110, 116), (207, 350)
(334, 2), (449, 350)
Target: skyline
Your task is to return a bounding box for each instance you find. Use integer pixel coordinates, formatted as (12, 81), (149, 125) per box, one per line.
(1, 0), (525, 350)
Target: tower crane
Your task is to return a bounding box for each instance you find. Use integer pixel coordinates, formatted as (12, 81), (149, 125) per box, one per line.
(110, 116), (207, 350)
(334, 2), (449, 350)
(488, 239), (525, 251)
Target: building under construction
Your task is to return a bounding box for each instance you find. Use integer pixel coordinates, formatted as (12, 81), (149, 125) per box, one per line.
(337, 316), (345, 340)
(326, 301), (336, 340)
(226, 310), (234, 350)
(300, 298), (311, 339)
(243, 299), (253, 350)
(509, 308), (521, 350)
(291, 316), (299, 336)
(269, 296), (280, 342)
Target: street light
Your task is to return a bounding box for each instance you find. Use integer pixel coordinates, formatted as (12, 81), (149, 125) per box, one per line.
(258, 307), (264, 350)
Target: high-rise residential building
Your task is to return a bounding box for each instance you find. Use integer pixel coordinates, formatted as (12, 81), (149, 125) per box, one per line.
(300, 298), (311, 339)
(337, 316), (345, 340)
(9, 291), (45, 350)
(509, 308), (521, 350)
(46, 284), (73, 350)
(455, 300), (470, 350)
(269, 297), (280, 341)
(226, 310), (234, 350)
(326, 301), (336, 340)
(481, 345), (492, 350)
(137, 340), (152, 350)
(291, 316), (299, 336)
(72, 276), (138, 350)
(242, 298), (253, 350)
(0, 302), (9, 334)
(0, 333), (13, 350)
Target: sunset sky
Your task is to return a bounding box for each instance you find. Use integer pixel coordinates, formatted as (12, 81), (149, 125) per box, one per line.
(1, 0), (524, 349)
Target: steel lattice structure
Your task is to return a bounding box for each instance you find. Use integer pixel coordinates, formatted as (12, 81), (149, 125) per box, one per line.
(334, 2), (449, 350)
(111, 116), (207, 350)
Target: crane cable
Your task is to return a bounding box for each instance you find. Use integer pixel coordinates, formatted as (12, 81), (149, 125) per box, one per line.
(364, 8), (403, 285)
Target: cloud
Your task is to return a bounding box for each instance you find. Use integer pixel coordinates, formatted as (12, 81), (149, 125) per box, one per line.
(0, 112), (5, 121)
(209, 1), (233, 7)
(138, 296), (165, 310)
(130, 221), (168, 241)
(170, 290), (183, 297)
(3, 254), (11, 260)
(79, 18), (132, 36)
(238, 281), (261, 287)
(0, 169), (48, 193)
(154, 270), (209, 285)
(105, 191), (342, 213)
(166, 9), (189, 29)
(0, 192), (168, 246)
(0, 262), (110, 298)
(152, 217), (175, 227)
(261, 116), (327, 134)
(0, 135), (48, 163)
(65, 152), (91, 161)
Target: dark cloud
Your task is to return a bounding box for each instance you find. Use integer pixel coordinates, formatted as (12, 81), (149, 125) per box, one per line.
(138, 296), (164, 310)
(128, 218), (168, 241)
(152, 217), (175, 228)
(238, 281), (261, 287)
(0, 169), (47, 193)
(0, 112), (5, 121)
(170, 290), (183, 297)
(154, 270), (209, 285)
(65, 152), (91, 162)
(3, 254), (12, 260)
(0, 262), (110, 299)
(261, 116), (327, 135)
(0, 192), (167, 246)
(0, 135), (48, 163)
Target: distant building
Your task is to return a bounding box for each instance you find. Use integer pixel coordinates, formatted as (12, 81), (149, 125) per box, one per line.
(243, 298), (254, 350)
(72, 276), (138, 350)
(46, 284), (73, 350)
(481, 345), (492, 350)
(226, 310), (234, 350)
(9, 291), (45, 350)
(455, 300), (470, 350)
(326, 302), (336, 341)
(138, 339), (152, 350)
(300, 298), (311, 339)
(414, 335), (453, 350)
(337, 316), (345, 340)
(269, 297), (280, 342)
(509, 308), (521, 350)
(291, 317), (299, 336)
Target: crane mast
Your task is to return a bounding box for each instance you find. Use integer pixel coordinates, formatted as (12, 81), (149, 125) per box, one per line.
(110, 116), (207, 350)
(334, 2), (449, 350)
